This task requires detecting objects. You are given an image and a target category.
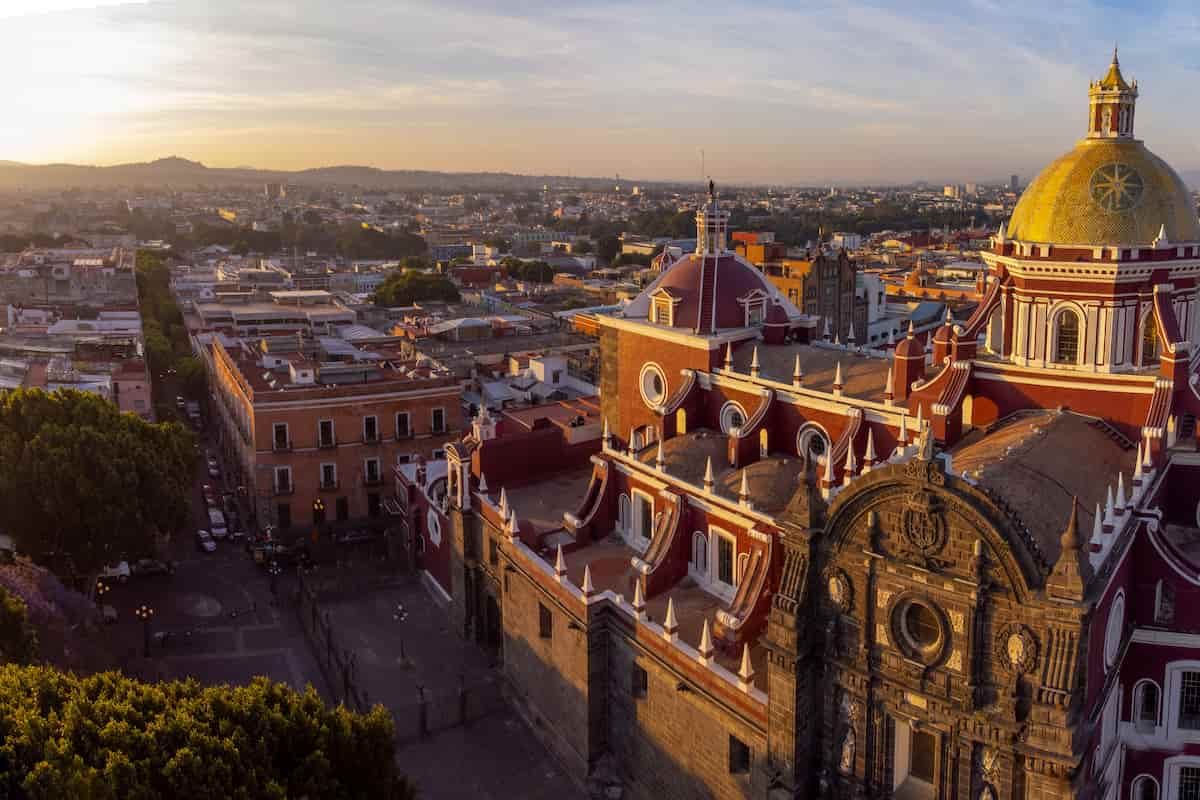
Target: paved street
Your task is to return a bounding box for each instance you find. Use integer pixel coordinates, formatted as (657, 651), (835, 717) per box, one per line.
(93, 426), (581, 798)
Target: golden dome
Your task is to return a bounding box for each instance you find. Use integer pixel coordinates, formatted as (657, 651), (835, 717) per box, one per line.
(1007, 138), (1200, 247)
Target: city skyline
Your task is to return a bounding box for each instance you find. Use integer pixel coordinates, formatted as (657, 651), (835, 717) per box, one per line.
(4, 0), (1200, 185)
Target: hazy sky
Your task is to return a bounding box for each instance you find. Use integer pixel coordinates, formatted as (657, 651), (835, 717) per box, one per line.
(4, 0), (1200, 184)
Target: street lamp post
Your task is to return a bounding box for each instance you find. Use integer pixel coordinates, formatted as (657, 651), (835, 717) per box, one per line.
(134, 604), (155, 658)
(267, 560), (282, 596)
(94, 578), (109, 611)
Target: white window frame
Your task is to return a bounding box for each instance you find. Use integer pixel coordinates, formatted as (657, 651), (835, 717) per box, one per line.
(431, 407), (447, 434)
(318, 418), (336, 447)
(719, 401), (748, 436)
(629, 489), (654, 551)
(363, 414), (379, 442)
(1162, 755), (1200, 800)
(617, 493), (631, 535)
(1165, 661), (1200, 741)
(1130, 774), (1158, 800)
(1133, 678), (1162, 734)
(274, 465), (292, 493)
(272, 421), (289, 448)
(319, 462), (337, 489)
(745, 300), (766, 327)
(639, 362), (668, 410)
(364, 457), (381, 484)
(396, 411), (411, 439)
(1047, 302), (1086, 367)
(709, 525), (738, 601)
(652, 297), (673, 326)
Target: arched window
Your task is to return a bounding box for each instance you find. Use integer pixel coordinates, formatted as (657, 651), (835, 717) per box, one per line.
(1132, 775), (1159, 800)
(1054, 309), (1081, 364)
(1141, 311), (1159, 366)
(1135, 681), (1161, 732)
(691, 531), (707, 575)
(617, 494), (630, 534)
(759, 428), (769, 458)
(720, 402), (747, 435)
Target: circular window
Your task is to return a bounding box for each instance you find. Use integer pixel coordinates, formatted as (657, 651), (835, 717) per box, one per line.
(427, 510), (442, 547)
(905, 603), (941, 648)
(719, 401), (748, 435)
(892, 597), (946, 663)
(639, 363), (668, 409)
(1105, 591), (1125, 668)
(796, 424), (830, 467)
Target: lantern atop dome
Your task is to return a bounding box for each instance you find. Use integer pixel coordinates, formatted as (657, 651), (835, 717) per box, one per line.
(1088, 46), (1138, 140)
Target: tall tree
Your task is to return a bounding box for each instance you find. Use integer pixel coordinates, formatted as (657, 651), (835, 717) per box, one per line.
(0, 389), (195, 574)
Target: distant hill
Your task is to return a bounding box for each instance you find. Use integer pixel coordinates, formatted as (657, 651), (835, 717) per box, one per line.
(0, 156), (667, 192)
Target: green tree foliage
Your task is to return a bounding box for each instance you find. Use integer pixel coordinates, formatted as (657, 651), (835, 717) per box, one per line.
(0, 389), (195, 575)
(596, 234), (621, 264)
(175, 356), (207, 399)
(334, 224), (427, 261)
(499, 258), (556, 283)
(0, 666), (416, 799)
(371, 271), (460, 308)
(0, 586), (37, 665)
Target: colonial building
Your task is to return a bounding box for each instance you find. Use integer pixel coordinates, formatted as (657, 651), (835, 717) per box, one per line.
(405, 53), (1200, 800)
(206, 335), (462, 536)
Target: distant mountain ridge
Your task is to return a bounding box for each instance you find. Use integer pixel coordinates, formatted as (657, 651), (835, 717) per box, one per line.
(0, 156), (660, 192)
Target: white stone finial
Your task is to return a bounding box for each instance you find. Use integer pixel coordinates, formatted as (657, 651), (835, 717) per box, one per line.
(823, 317), (832, 339)
(822, 449), (834, 485)
(907, 320), (916, 338)
(945, 305), (953, 324)
(602, 416), (611, 447)
(499, 487), (509, 518)
(833, 332), (841, 347)
(915, 403), (924, 431)
(884, 365), (894, 402)
(863, 428), (877, 468)
(750, 346), (760, 378)
(793, 353), (803, 387)
(663, 597), (679, 639)
(833, 361), (844, 396)
(737, 643), (755, 689)
(703, 456), (715, 492)
(554, 543), (566, 579)
(1155, 223), (1169, 248)
(898, 412), (909, 445)
(698, 619), (714, 664)
(1116, 472), (1127, 510)
(843, 444), (857, 486)
(1143, 440), (1154, 470)
(1092, 502), (1104, 544)
(1133, 443), (1143, 481)
(739, 470), (751, 507)
(887, 327), (896, 347)
(632, 578), (646, 617)
(1104, 484), (1115, 524)
(581, 564), (595, 597)
(847, 320), (857, 344)
(724, 342), (734, 370)
(628, 427), (637, 456)
(478, 472), (489, 493)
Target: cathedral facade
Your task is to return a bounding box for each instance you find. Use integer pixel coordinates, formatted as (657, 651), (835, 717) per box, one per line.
(395, 53), (1200, 800)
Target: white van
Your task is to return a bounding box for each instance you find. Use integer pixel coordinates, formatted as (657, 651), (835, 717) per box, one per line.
(208, 508), (228, 539)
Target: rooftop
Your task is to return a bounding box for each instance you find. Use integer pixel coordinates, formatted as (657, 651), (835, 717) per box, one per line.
(729, 342), (894, 401)
(949, 411), (1138, 564)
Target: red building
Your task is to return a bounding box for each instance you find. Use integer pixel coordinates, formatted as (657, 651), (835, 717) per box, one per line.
(404, 52), (1200, 800)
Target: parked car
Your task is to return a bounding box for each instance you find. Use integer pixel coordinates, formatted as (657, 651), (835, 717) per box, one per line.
(101, 604), (118, 624)
(202, 484), (217, 506)
(208, 508), (228, 539)
(175, 395), (185, 410)
(99, 561), (131, 584)
(207, 457), (220, 478)
(131, 558), (176, 578)
(195, 529), (216, 553)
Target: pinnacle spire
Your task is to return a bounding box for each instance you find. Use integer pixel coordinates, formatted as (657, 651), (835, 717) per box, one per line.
(737, 643), (755, 688)
(632, 578), (646, 616)
(1047, 496), (1091, 601)
(1061, 497), (1081, 550)
(581, 564), (595, 596)
(698, 618), (714, 663)
(864, 428), (877, 463)
(750, 346), (760, 378)
(554, 543), (566, 579)
(655, 439), (665, 471)
(898, 412), (909, 444)
(703, 456), (715, 492)
(663, 597), (679, 638)
(739, 470), (751, 506)
(793, 353), (803, 386)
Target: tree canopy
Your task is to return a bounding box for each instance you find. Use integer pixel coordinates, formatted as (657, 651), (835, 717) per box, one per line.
(0, 586), (37, 666)
(499, 258), (556, 283)
(371, 271), (461, 308)
(0, 666), (415, 799)
(0, 389), (195, 575)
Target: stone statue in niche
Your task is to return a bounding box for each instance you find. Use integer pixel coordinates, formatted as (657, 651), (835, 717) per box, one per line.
(839, 727), (855, 774)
